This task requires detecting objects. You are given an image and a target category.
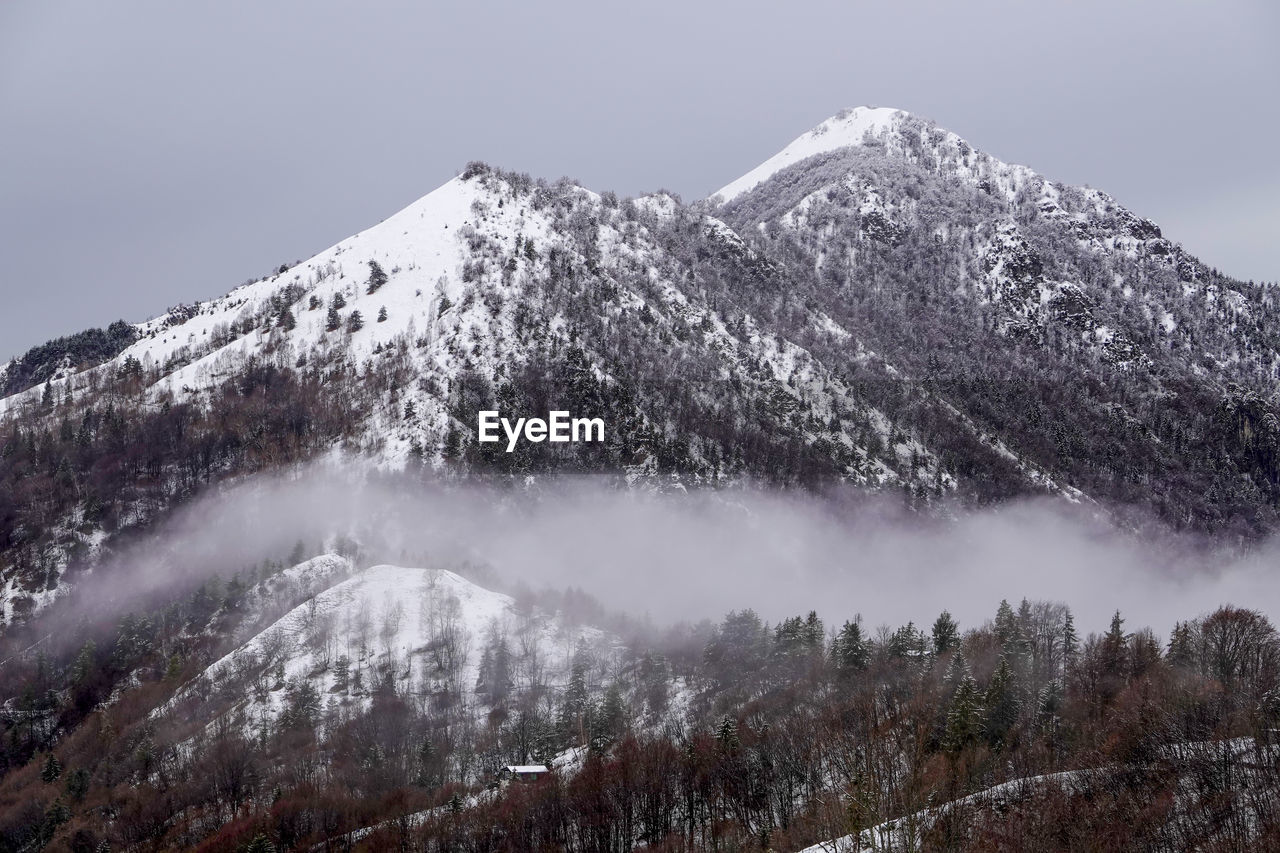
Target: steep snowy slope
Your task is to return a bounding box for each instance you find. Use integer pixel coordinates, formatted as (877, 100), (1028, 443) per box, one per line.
(0, 172), (562, 460)
(712, 107), (905, 203)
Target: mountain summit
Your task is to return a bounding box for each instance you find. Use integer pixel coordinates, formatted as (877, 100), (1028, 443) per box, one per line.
(712, 106), (907, 202)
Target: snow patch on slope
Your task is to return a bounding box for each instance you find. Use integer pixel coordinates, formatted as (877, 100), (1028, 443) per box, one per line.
(711, 107), (904, 203)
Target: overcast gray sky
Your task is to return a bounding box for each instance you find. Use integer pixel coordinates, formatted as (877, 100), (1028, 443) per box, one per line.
(2, 0), (1276, 358)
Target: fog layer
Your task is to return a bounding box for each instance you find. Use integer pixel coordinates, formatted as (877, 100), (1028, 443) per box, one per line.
(58, 467), (1280, 636)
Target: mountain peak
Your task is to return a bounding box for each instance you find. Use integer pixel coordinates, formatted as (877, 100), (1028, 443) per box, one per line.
(711, 106), (906, 203)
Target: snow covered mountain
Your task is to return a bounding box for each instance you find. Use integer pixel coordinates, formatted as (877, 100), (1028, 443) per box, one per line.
(2, 106), (1278, 622)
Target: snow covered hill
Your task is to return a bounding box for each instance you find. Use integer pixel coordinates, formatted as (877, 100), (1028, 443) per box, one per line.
(161, 559), (614, 741)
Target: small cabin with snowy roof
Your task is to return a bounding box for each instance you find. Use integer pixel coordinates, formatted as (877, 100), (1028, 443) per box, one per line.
(501, 764), (550, 782)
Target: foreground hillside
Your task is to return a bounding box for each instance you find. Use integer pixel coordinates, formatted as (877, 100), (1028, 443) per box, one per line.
(2, 542), (1279, 850)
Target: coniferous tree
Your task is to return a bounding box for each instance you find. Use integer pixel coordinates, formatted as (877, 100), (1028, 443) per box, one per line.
(245, 835), (276, 853)
(560, 659), (590, 745)
(1102, 610), (1129, 681)
(41, 751), (62, 783)
(983, 656), (1020, 750)
(931, 610), (960, 654)
(1131, 627), (1162, 676)
(716, 715), (740, 752)
(65, 767), (90, 801)
(890, 621), (927, 662)
(366, 260), (388, 294)
(600, 684), (626, 737)
(442, 425), (462, 460)
(1014, 598), (1035, 662)
(945, 649), (969, 688)
(802, 610), (824, 650)
(590, 685), (627, 750)
(832, 619), (869, 675)
(332, 655), (350, 693)
(945, 674), (983, 752)
(994, 599), (1017, 648)
(1062, 608), (1079, 682)
(43, 797), (70, 836)
(70, 641), (95, 688)
(1167, 621), (1196, 669)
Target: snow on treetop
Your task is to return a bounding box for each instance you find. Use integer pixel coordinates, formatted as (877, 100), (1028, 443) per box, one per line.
(711, 107), (905, 204)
